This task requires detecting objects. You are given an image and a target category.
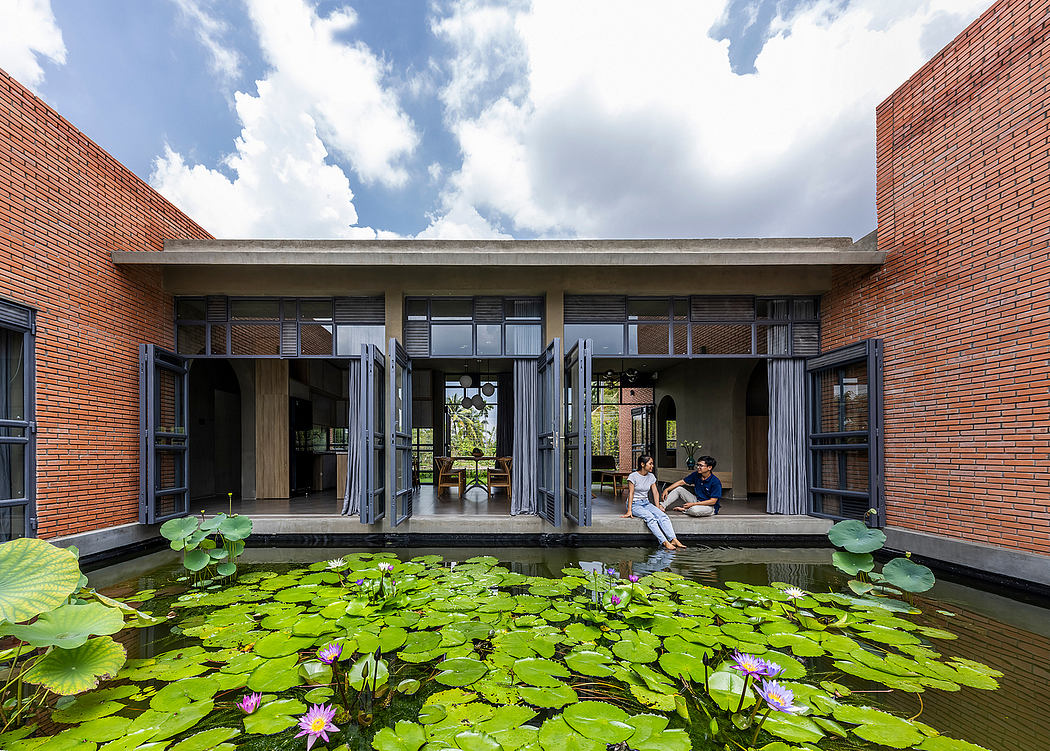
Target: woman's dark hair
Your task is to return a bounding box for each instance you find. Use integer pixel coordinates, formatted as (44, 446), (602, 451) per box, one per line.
(636, 454), (654, 471)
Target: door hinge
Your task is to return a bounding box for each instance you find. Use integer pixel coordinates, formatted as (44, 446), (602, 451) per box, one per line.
(29, 516), (38, 533)
(28, 421), (37, 435)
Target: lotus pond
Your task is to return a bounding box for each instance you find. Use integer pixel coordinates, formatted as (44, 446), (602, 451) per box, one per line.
(3, 544), (1049, 751)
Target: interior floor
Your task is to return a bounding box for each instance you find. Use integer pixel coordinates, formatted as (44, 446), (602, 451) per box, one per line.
(198, 487), (767, 517)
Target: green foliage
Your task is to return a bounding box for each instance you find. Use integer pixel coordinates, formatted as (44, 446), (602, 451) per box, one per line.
(828, 519), (937, 602)
(9, 552), (1003, 751)
(0, 538), (81, 623)
(160, 512), (252, 581)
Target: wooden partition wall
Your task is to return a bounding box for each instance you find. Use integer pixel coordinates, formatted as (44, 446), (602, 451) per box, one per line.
(255, 360), (289, 499)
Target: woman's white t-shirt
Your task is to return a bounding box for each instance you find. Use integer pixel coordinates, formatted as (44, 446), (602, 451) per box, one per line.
(628, 471), (658, 503)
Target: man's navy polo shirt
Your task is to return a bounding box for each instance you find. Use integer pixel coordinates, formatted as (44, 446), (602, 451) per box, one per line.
(683, 471), (722, 513)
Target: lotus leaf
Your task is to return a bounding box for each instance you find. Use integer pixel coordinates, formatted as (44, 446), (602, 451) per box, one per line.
(24, 636), (125, 695)
(513, 657), (569, 687)
(183, 550), (211, 572)
(246, 654), (301, 692)
(0, 538), (82, 624)
(160, 517), (198, 542)
(216, 515), (252, 541)
(243, 697), (306, 734)
(169, 727), (239, 751)
(150, 675), (220, 710)
(518, 682), (578, 708)
(882, 557), (936, 593)
(828, 520), (887, 553)
(832, 550), (875, 575)
(537, 716), (605, 751)
(215, 563), (237, 577)
(373, 720), (426, 751)
(0, 602), (124, 649)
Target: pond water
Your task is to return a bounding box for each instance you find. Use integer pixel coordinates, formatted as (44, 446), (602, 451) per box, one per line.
(81, 545), (1050, 751)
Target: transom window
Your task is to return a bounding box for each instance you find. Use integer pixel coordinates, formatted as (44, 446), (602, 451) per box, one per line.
(404, 297), (543, 358)
(175, 296), (385, 357)
(564, 295), (819, 357)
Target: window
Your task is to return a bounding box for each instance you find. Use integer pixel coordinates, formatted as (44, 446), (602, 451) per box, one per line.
(174, 296), (384, 357)
(0, 300), (35, 540)
(565, 295), (819, 357)
(404, 297), (543, 358)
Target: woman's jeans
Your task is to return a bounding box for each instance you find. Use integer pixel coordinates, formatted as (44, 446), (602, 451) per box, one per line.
(631, 500), (677, 544)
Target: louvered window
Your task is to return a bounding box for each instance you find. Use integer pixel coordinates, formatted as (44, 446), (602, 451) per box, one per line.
(403, 296), (543, 357)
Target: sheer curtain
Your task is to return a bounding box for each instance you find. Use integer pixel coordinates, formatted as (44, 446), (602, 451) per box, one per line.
(767, 359), (808, 514)
(511, 359), (538, 515)
(340, 359), (362, 516)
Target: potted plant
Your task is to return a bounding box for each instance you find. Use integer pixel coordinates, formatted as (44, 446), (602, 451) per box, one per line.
(681, 440), (703, 469)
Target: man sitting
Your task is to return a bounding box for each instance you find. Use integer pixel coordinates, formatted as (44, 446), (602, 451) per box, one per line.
(661, 455), (721, 517)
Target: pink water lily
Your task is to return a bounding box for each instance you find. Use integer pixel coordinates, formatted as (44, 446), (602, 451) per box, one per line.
(609, 594), (621, 606)
(236, 692), (261, 714)
(755, 680), (804, 713)
(295, 703), (340, 750)
(317, 642), (342, 665)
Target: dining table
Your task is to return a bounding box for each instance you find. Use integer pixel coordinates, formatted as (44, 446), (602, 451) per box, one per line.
(451, 455), (497, 492)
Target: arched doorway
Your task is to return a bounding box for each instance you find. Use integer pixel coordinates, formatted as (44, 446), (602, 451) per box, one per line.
(188, 359), (242, 502)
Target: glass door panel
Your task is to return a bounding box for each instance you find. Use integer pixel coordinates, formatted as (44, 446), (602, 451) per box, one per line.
(536, 339), (562, 527)
(564, 339), (593, 525)
(390, 339), (413, 526)
(139, 344), (189, 524)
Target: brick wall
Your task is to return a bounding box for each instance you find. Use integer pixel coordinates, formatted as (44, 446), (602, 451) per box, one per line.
(0, 70), (212, 538)
(821, 0), (1050, 555)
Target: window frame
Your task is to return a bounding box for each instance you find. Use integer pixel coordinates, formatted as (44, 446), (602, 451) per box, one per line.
(403, 296), (544, 358)
(0, 299), (36, 540)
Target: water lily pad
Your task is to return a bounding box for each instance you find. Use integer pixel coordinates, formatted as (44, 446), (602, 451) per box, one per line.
(0, 602), (124, 649)
(435, 656), (486, 687)
(150, 675), (220, 710)
(611, 636), (659, 663)
(247, 653), (301, 692)
(565, 650), (616, 677)
(762, 713), (825, 744)
(0, 538), (82, 623)
(298, 660), (332, 685)
(882, 558), (936, 593)
(514, 657), (569, 687)
(518, 682), (578, 708)
(372, 720), (426, 751)
(243, 697), (305, 734)
(24, 636), (126, 695)
(706, 670), (754, 712)
(917, 736), (992, 751)
(169, 727), (240, 751)
(418, 704), (448, 724)
(253, 630), (314, 657)
(63, 715), (132, 743)
(537, 716), (604, 751)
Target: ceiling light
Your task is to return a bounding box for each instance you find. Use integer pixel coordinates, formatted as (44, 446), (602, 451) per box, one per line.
(459, 374), (473, 388)
(481, 382), (495, 396)
(471, 394), (486, 409)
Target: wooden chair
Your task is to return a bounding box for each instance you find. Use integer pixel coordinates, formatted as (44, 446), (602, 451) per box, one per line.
(435, 457), (466, 497)
(411, 456), (421, 488)
(486, 457), (512, 496)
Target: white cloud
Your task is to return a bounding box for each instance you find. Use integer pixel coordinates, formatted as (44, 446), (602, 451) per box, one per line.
(172, 0), (242, 81)
(424, 0), (992, 239)
(151, 0), (419, 238)
(0, 0), (66, 90)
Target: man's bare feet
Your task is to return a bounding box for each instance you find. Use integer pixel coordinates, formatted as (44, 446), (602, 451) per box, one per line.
(672, 507), (686, 512)
(662, 541), (676, 551)
(673, 539), (687, 549)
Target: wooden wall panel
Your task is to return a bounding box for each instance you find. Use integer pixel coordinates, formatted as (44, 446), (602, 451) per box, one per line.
(746, 416), (768, 494)
(255, 360), (289, 499)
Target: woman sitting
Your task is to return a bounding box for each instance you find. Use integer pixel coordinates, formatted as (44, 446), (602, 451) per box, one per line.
(621, 454), (687, 551)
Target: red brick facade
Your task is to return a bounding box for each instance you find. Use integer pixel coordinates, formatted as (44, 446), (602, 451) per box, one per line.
(821, 0), (1050, 555)
(0, 70), (211, 538)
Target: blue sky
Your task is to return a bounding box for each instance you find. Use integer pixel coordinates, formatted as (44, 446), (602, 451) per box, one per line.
(3, 0), (991, 240)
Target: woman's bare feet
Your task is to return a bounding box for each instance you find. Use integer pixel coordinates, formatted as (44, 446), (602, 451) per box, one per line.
(662, 541), (676, 551)
(672, 539), (687, 549)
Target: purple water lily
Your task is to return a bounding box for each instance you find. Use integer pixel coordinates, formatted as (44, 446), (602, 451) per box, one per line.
(730, 652), (782, 679)
(609, 594), (621, 606)
(606, 567), (617, 576)
(755, 680), (804, 713)
(355, 578), (365, 586)
(295, 703), (340, 750)
(317, 642), (342, 665)
(236, 692), (262, 714)
(628, 574), (639, 583)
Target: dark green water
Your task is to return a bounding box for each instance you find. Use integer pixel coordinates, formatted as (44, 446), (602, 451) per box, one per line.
(88, 546), (1050, 751)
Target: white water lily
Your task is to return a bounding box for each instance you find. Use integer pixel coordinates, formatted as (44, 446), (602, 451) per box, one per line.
(783, 587), (806, 600)
(326, 558), (345, 569)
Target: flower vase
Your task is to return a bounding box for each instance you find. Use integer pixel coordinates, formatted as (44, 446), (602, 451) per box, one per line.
(686, 457), (695, 470)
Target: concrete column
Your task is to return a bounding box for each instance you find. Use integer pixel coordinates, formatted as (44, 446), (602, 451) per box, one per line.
(545, 287), (564, 343)
(385, 287), (403, 344)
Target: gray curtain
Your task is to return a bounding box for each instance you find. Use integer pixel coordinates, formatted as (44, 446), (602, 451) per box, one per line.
(511, 359), (538, 515)
(495, 371), (513, 457)
(341, 359), (362, 516)
(767, 359), (807, 514)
